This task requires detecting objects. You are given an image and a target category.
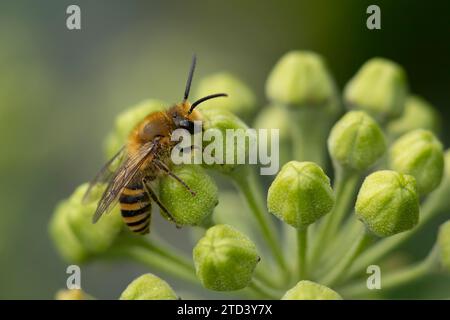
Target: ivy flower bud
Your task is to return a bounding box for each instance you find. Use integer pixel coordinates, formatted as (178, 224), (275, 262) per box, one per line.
(430, 150), (450, 212)
(254, 105), (291, 166)
(437, 220), (450, 272)
(194, 72), (256, 118)
(49, 183), (122, 263)
(267, 161), (334, 229)
(387, 95), (442, 139)
(119, 274), (178, 300)
(389, 129), (444, 195)
(282, 280), (343, 300)
(344, 58), (408, 121)
(104, 99), (166, 158)
(266, 51), (337, 108)
(355, 170), (419, 237)
(201, 108), (250, 174)
(55, 289), (93, 300)
(159, 164), (218, 226)
(193, 224), (259, 291)
(328, 111), (386, 171)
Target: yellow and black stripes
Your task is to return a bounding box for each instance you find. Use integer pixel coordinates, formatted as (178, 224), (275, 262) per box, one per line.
(119, 181), (151, 234)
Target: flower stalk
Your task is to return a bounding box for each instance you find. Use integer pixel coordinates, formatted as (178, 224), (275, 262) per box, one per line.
(230, 166), (288, 274)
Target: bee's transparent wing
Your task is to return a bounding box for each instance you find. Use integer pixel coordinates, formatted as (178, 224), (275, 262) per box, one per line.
(92, 142), (156, 223)
(82, 146), (127, 204)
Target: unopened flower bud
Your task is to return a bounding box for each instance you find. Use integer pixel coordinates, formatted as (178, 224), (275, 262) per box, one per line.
(387, 95), (442, 139)
(194, 72), (256, 118)
(105, 99), (166, 158)
(389, 129), (444, 195)
(328, 111), (386, 171)
(355, 170), (419, 237)
(428, 150), (450, 212)
(267, 161), (334, 229)
(201, 108), (250, 174)
(193, 224), (259, 291)
(55, 289), (93, 300)
(49, 183), (122, 263)
(254, 105), (291, 166)
(159, 164), (218, 226)
(344, 58), (408, 121)
(119, 274), (178, 300)
(266, 51), (337, 108)
(282, 280), (342, 300)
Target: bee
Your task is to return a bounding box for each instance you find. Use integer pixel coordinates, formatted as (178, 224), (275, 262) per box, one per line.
(83, 56), (227, 234)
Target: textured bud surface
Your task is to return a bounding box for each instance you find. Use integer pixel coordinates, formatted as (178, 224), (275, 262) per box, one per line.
(201, 108), (250, 173)
(282, 280), (342, 300)
(120, 274), (178, 300)
(387, 95), (441, 138)
(344, 58), (408, 120)
(49, 183), (122, 263)
(194, 72), (256, 117)
(328, 111), (386, 171)
(389, 129), (444, 195)
(55, 289), (92, 300)
(356, 170), (419, 237)
(268, 161), (334, 229)
(266, 51), (336, 106)
(193, 224), (259, 291)
(159, 164), (218, 226)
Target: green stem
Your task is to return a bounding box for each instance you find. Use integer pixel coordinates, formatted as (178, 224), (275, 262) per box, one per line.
(289, 108), (329, 168)
(315, 218), (364, 278)
(105, 233), (198, 285)
(345, 195), (444, 281)
(248, 280), (280, 299)
(254, 267), (284, 290)
(340, 245), (439, 298)
(297, 227), (308, 280)
(309, 165), (360, 268)
(321, 231), (373, 287)
(231, 166), (288, 275)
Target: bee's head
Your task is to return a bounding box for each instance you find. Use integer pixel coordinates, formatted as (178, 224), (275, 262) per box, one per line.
(171, 104), (197, 134)
(172, 54), (227, 134)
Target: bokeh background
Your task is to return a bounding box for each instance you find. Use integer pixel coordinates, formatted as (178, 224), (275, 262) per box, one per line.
(0, 0), (449, 299)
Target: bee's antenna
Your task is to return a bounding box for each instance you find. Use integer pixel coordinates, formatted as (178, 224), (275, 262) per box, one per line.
(188, 93), (228, 114)
(183, 54), (197, 102)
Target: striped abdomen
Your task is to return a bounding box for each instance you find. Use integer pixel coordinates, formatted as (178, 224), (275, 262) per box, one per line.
(119, 180), (151, 234)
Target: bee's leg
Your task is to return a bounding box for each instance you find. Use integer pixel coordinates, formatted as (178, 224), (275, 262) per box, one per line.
(154, 159), (196, 196)
(142, 177), (179, 226)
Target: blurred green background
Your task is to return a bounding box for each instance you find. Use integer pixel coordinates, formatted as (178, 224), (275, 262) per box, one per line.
(0, 0), (449, 299)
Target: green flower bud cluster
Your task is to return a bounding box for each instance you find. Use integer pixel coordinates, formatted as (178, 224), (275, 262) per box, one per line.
(389, 129), (444, 195)
(55, 289), (93, 300)
(328, 111), (386, 172)
(194, 72), (256, 119)
(49, 183), (122, 263)
(355, 170), (419, 237)
(200, 108), (250, 174)
(193, 224), (259, 291)
(268, 161), (334, 229)
(387, 95), (442, 139)
(344, 58), (408, 121)
(266, 51), (337, 108)
(159, 164), (219, 226)
(50, 52), (449, 300)
(120, 274), (178, 300)
(282, 280), (342, 300)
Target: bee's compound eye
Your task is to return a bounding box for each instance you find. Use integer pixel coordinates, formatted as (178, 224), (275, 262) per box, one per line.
(179, 119), (195, 134)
